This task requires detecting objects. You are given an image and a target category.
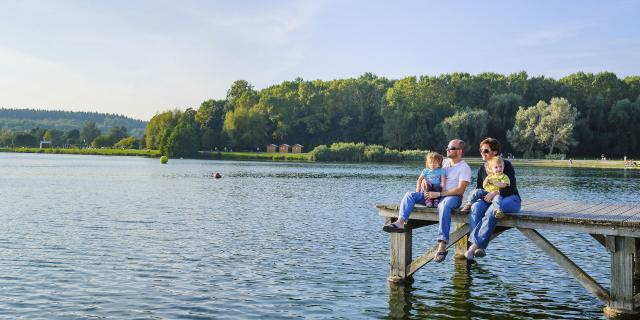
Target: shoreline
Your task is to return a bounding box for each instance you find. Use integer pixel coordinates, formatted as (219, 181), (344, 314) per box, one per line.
(1, 148), (637, 170)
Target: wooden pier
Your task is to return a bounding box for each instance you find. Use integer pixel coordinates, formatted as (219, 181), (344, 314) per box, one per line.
(377, 200), (640, 318)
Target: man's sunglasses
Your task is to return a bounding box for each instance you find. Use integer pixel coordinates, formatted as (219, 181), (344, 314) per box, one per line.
(446, 146), (461, 151)
(480, 148), (491, 154)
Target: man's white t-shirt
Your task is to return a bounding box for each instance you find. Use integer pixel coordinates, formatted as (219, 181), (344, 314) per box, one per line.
(442, 159), (472, 192)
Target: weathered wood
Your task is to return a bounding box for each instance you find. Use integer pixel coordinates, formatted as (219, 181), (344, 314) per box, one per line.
(590, 234), (606, 248)
(609, 236), (637, 313)
(607, 235), (617, 253)
(490, 226), (510, 241)
(406, 220), (438, 230)
(453, 222), (469, 259)
(389, 228), (413, 284)
(518, 228), (610, 303)
(407, 224), (470, 277)
(378, 202), (640, 237)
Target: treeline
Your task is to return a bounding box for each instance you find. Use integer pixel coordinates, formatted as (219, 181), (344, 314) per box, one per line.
(0, 122), (144, 149)
(146, 71), (640, 158)
(0, 108), (147, 137)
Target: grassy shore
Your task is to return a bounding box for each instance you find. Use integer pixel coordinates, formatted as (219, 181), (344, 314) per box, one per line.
(0, 148), (637, 170)
(0, 147), (161, 157)
(199, 151), (312, 162)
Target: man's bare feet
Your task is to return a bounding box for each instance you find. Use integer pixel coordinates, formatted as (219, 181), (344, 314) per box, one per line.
(465, 243), (478, 261)
(434, 241), (448, 262)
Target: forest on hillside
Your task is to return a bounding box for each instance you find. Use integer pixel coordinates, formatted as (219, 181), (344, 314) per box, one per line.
(145, 71), (640, 158)
(0, 109), (147, 137)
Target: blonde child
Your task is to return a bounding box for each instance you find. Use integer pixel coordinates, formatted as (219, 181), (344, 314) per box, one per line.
(460, 156), (510, 218)
(416, 152), (447, 208)
(383, 152), (448, 233)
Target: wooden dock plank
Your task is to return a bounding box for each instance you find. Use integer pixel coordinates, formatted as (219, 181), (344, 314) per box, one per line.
(563, 204), (637, 222)
(377, 200), (640, 237)
(621, 206), (640, 222)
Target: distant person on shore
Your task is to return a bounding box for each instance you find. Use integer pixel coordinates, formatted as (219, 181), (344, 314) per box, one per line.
(416, 152), (446, 208)
(383, 139), (471, 263)
(460, 156), (510, 218)
(568, 158), (573, 166)
(463, 137), (521, 261)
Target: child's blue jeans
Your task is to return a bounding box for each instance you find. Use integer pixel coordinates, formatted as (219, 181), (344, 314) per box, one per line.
(467, 188), (502, 209)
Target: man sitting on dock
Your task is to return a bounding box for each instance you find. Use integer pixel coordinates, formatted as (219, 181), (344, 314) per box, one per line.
(383, 139), (471, 263)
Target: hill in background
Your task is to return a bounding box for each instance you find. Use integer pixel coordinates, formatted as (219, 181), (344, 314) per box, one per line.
(0, 108), (147, 137)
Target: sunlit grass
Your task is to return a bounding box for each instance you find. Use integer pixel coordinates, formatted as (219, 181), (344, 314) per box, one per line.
(0, 147), (161, 157)
(200, 151), (312, 162)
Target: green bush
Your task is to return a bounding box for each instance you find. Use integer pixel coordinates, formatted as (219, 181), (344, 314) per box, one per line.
(309, 145), (332, 161)
(330, 142), (366, 162)
(310, 142), (427, 163)
(400, 149), (430, 161)
(364, 145), (385, 162)
(384, 148), (402, 162)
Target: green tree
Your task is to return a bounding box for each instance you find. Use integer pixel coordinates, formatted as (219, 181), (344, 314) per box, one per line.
(608, 97), (640, 156)
(223, 104), (269, 150)
(225, 80), (256, 112)
(30, 127), (46, 141)
(535, 97), (578, 155)
(440, 108), (489, 153)
(164, 110), (200, 157)
(0, 131), (13, 147)
(507, 101), (546, 156)
(13, 132), (38, 147)
(382, 76), (452, 149)
(109, 126), (128, 142)
(91, 135), (115, 148)
(62, 129), (81, 146)
(485, 93), (524, 149)
(81, 122), (101, 145)
(196, 99), (227, 149)
(144, 111), (180, 150)
(114, 136), (139, 149)
(43, 129), (64, 147)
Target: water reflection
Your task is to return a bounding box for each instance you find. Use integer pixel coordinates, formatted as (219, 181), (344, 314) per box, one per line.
(387, 260), (474, 319)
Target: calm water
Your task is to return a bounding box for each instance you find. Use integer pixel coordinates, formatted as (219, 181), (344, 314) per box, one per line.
(0, 153), (639, 319)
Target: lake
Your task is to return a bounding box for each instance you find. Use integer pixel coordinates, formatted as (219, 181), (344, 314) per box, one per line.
(0, 153), (639, 319)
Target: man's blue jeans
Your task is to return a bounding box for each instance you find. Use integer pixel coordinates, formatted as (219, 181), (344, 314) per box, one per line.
(398, 192), (462, 243)
(468, 194), (521, 249)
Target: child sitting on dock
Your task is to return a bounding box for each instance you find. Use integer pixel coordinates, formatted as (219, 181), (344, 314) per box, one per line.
(460, 156), (510, 218)
(417, 152), (447, 208)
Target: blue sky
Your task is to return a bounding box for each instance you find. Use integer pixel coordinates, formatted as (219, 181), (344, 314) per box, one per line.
(0, 0), (638, 120)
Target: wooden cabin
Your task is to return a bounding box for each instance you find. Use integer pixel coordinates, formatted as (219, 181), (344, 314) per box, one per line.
(279, 144), (290, 153)
(266, 144), (278, 153)
(292, 144), (304, 153)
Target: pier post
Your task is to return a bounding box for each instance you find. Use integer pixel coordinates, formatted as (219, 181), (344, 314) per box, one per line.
(387, 217), (413, 285)
(604, 236), (639, 318)
(453, 222), (469, 260)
